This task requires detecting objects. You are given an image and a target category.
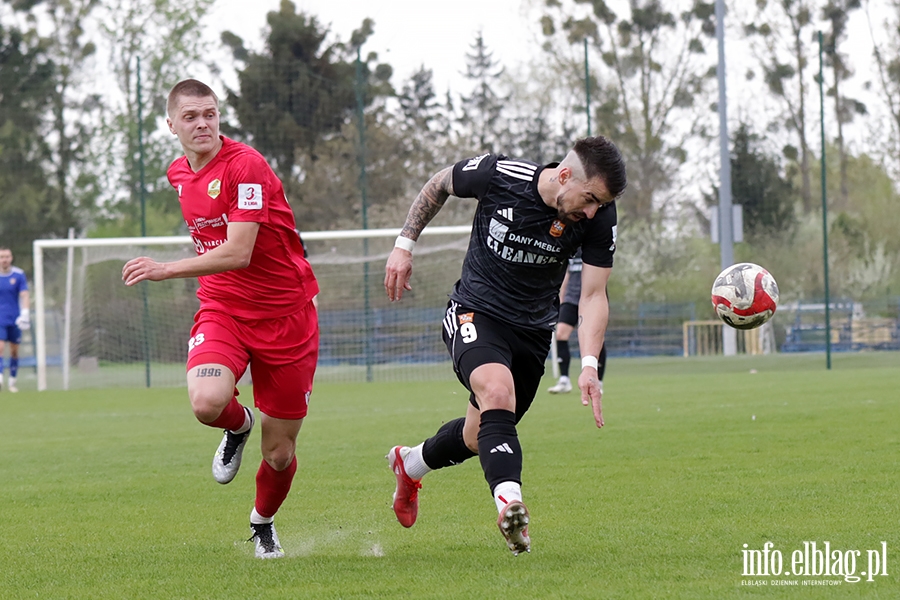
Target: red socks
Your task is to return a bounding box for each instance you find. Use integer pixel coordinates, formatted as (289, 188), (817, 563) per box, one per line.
(205, 399), (297, 519)
(206, 397), (246, 431)
(255, 455), (298, 519)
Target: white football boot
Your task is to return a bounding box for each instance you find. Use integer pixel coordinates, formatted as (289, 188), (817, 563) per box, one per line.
(249, 522), (284, 559)
(212, 407), (254, 484)
(547, 376), (572, 394)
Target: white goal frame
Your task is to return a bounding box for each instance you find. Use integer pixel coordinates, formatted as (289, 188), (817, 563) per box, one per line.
(33, 225), (471, 391)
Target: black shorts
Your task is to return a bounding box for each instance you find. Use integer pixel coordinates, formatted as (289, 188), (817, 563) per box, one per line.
(558, 302), (578, 327)
(441, 301), (552, 423)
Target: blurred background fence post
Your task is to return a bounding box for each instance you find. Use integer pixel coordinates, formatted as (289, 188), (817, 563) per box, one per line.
(818, 30), (833, 371)
(355, 44), (374, 383)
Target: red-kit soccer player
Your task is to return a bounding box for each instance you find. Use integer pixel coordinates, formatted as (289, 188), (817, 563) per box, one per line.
(122, 79), (319, 559)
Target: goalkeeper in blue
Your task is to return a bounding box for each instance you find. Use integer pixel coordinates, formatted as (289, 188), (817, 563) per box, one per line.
(0, 247), (30, 393)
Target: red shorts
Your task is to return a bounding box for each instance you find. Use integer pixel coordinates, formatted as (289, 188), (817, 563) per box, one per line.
(187, 301), (319, 419)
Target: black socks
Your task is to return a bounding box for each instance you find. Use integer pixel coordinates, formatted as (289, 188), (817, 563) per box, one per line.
(422, 417), (477, 470)
(556, 339), (571, 377)
(477, 409), (522, 492)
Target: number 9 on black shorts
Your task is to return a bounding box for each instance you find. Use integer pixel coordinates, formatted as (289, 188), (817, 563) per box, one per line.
(441, 300), (552, 422)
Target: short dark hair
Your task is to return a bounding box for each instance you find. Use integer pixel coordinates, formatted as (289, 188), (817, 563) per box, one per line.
(167, 79), (218, 117)
(573, 136), (627, 199)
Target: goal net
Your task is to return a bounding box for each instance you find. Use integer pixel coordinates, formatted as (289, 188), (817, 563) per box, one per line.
(33, 226), (470, 391)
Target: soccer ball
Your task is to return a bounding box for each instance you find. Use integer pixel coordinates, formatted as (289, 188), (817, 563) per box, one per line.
(711, 263), (779, 330)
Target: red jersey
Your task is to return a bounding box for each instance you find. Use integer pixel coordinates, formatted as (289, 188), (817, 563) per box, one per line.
(167, 136), (318, 319)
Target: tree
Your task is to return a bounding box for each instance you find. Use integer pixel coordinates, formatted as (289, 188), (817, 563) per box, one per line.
(93, 0), (215, 236)
(0, 19), (56, 268)
(27, 0), (102, 235)
(458, 32), (508, 153)
(222, 0), (393, 229)
(395, 66), (463, 189)
(743, 0), (818, 213)
(437, 88), (457, 138)
(728, 123), (797, 240)
(398, 66), (441, 137)
(733, 142), (900, 303)
(222, 5), (354, 175)
(809, 146), (899, 299)
(540, 0), (718, 223)
(397, 66), (443, 175)
(864, 0), (900, 179)
(822, 0), (866, 210)
(500, 63), (582, 164)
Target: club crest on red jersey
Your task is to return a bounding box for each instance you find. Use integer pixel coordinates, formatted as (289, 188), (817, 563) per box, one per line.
(207, 179), (221, 199)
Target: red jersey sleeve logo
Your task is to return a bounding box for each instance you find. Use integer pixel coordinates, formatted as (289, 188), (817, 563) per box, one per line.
(238, 183), (263, 209)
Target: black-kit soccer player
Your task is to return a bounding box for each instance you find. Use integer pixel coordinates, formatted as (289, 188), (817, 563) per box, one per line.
(383, 137), (626, 555)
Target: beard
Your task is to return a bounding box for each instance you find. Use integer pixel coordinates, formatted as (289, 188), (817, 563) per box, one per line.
(555, 194), (586, 223)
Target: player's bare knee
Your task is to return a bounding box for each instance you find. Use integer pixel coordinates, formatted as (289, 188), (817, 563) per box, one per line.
(189, 387), (231, 423)
(475, 384), (515, 412)
(192, 402), (224, 425)
(263, 449), (295, 471)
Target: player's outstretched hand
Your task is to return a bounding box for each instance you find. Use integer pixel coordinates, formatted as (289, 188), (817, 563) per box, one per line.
(384, 247), (413, 302)
(578, 367), (604, 428)
(122, 257), (168, 286)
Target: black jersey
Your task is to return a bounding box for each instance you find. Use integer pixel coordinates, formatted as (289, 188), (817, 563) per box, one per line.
(449, 153), (617, 330)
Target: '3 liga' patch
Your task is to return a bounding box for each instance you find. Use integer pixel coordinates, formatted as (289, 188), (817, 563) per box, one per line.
(238, 183), (263, 209)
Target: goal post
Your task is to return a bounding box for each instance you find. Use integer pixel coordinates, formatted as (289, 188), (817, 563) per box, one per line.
(34, 236), (192, 391)
(33, 225), (471, 391)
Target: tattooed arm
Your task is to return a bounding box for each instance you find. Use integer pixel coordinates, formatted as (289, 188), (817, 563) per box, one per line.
(400, 166), (455, 240)
(384, 167), (455, 301)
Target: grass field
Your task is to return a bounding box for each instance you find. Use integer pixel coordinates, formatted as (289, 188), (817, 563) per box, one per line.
(1, 353), (898, 599)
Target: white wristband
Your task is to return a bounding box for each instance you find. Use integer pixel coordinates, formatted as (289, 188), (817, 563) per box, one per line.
(394, 236), (416, 253)
(581, 355), (599, 371)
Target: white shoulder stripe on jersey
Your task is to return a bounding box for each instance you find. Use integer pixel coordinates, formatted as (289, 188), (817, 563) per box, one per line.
(497, 160), (537, 175)
(498, 159), (537, 170)
(496, 166), (533, 181)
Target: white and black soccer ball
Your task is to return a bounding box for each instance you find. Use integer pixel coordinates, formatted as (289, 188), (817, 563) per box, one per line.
(711, 263), (779, 330)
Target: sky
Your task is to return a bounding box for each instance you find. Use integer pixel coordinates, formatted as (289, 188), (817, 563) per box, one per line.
(205, 1), (885, 111)
(203, 0), (888, 157)
(206, 0), (544, 93)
